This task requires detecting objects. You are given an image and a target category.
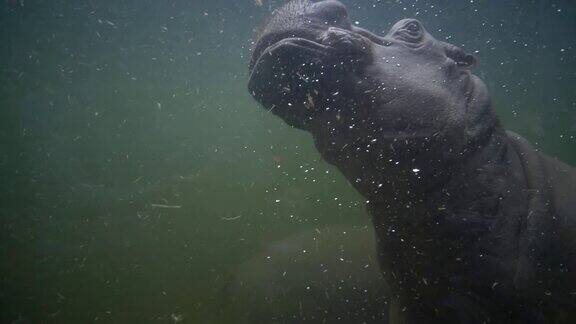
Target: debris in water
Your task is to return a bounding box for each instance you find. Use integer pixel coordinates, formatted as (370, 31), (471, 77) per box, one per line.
(304, 92), (315, 110)
(255, 0), (264, 6)
(171, 313), (184, 323)
(150, 204), (181, 209)
(221, 215), (242, 221)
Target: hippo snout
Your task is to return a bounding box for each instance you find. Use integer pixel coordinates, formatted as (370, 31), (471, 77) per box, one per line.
(307, 0), (351, 29)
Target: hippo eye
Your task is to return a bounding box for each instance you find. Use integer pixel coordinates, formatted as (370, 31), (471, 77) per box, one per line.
(405, 21), (421, 33)
(402, 21), (422, 37)
(393, 20), (424, 45)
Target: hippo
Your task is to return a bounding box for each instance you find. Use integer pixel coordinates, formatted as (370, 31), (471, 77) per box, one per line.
(247, 1), (576, 323)
(222, 226), (389, 323)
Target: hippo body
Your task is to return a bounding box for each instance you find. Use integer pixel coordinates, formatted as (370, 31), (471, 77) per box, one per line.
(223, 226), (389, 323)
(248, 1), (576, 323)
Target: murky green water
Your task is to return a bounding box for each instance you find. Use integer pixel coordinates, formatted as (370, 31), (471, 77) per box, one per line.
(1, 0), (574, 323)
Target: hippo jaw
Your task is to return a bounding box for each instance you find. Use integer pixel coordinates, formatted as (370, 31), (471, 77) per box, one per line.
(248, 0), (379, 129)
(247, 36), (332, 129)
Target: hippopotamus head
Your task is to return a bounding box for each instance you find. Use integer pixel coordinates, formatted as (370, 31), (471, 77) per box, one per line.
(249, 0), (497, 196)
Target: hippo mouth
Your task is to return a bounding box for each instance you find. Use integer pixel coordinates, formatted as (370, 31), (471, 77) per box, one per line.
(249, 36), (332, 84)
(247, 27), (362, 129)
(250, 30), (332, 69)
(249, 26), (370, 76)
(248, 27), (372, 129)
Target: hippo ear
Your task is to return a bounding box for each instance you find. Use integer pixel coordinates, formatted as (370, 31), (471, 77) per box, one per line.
(442, 41), (477, 69)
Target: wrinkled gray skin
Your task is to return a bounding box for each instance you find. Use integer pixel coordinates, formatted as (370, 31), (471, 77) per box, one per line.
(248, 1), (576, 323)
(222, 226), (389, 323)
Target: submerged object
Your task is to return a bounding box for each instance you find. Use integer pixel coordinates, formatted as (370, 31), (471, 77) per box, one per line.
(222, 226), (389, 323)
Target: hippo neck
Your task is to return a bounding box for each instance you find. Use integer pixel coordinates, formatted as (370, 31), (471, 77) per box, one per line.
(361, 127), (528, 309)
(366, 127), (527, 224)
(364, 126), (531, 292)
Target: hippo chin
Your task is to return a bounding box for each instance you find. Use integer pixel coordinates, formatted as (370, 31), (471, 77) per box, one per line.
(248, 1), (576, 323)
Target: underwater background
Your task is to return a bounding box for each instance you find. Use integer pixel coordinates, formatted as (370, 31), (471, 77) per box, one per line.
(1, 0), (574, 322)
